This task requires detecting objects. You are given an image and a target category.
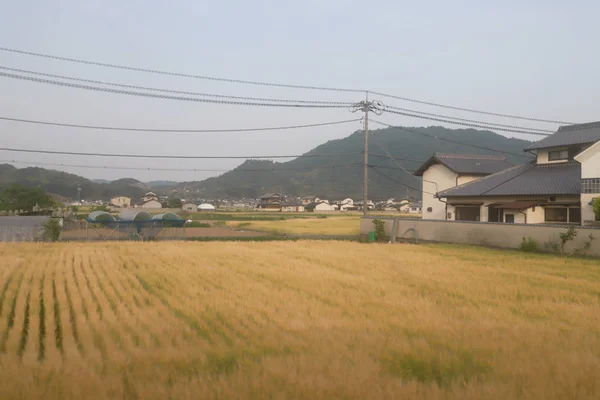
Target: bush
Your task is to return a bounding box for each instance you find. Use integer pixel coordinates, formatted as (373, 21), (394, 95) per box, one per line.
(594, 198), (600, 221)
(41, 218), (62, 242)
(518, 237), (539, 252)
(373, 219), (386, 242)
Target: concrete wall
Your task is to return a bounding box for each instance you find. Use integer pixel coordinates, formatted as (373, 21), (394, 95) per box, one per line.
(422, 164), (457, 220)
(360, 217), (600, 257)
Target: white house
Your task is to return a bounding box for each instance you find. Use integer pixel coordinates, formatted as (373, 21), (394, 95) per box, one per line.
(414, 153), (512, 220)
(338, 198), (356, 211)
(282, 199), (305, 212)
(428, 121), (600, 225)
(407, 202), (422, 214)
(138, 199), (162, 209)
(309, 201), (336, 212)
(142, 192), (159, 203)
(110, 196), (131, 208)
(181, 203), (196, 212)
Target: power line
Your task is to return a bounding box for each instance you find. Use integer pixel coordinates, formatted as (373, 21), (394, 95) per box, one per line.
(367, 153), (425, 163)
(384, 105), (553, 135)
(0, 146), (362, 159)
(0, 66), (353, 105)
(0, 159), (366, 173)
(372, 90), (574, 125)
(384, 108), (552, 136)
(0, 71), (350, 109)
(0, 115), (360, 133)
(369, 165), (435, 195)
(370, 119), (535, 159)
(0, 47), (575, 125)
(0, 46), (363, 93)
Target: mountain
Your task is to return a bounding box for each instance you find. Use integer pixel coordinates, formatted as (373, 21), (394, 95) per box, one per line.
(173, 126), (533, 200)
(0, 126), (534, 202)
(145, 180), (180, 188)
(0, 165), (149, 202)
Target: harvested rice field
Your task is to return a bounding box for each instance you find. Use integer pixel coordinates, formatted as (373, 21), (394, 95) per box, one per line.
(0, 241), (598, 399)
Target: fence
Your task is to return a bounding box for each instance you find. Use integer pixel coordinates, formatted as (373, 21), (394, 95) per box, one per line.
(361, 217), (600, 257)
(0, 216), (50, 242)
(61, 220), (186, 241)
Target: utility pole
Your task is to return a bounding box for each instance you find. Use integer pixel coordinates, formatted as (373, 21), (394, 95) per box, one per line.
(351, 94), (384, 216)
(77, 186), (82, 205)
(363, 92), (369, 216)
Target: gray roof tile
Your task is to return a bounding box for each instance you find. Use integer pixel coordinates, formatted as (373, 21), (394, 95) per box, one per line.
(439, 161), (581, 197)
(526, 121), (600, 150)
(414, 153), (512, 176)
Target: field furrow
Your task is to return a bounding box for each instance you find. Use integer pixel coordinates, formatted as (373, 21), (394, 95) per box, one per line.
(0, 241), (598, 400)
(0, 271), (26, 353)
(97, 253), (168, 349)
(86, 251), (148, 354)
(73, 252), (122, 367)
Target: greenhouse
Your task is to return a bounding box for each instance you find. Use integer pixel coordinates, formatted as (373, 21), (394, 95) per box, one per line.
(85, 211), (185, 240)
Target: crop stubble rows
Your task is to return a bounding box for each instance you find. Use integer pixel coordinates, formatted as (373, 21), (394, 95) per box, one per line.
(0, 241), (598, 399)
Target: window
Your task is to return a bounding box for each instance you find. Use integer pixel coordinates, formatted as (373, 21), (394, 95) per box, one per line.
(569, 208), (581, 224)
(548, 149), (569, 161)
(582, 178), (600, 194)
(456, 206), (480, 221)
(545, 208), (567, 222)
(505, 214), (515, 223)
(544, 207), (581, 223)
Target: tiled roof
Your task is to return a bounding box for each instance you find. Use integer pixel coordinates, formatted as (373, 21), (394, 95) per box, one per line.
(260, 193), (281, 199)
(439, 161), (581, 197)
(526, 121), (600, 151)
(413, 153), (512, 176)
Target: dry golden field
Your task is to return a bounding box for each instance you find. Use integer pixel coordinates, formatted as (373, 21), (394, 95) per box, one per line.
(0, 241), (598, 399)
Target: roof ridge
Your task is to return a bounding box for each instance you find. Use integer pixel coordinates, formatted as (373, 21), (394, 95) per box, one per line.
(558, 121), (600, 132)
(439, 162), (532, 196)
(434, 152), (506, 160)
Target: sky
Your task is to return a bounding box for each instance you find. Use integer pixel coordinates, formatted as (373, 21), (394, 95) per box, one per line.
(1, 1), (599, 184)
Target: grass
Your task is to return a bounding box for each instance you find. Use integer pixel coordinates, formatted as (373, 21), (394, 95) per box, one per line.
(226, 216), (360, 235)
(0, 241), (598, 399)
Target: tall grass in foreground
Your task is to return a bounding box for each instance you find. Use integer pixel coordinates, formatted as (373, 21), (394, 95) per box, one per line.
(0, 241), (597, 399)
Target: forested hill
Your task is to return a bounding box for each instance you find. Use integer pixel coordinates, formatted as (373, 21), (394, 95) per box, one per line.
(0, 165), (149, 201)
(177, 126), (533, 200)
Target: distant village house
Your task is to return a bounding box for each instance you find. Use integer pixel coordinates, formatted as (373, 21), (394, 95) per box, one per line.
(110, 196), (131, 208)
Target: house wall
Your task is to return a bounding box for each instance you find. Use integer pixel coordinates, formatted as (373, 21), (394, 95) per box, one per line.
(536, 149), (570, 164)
(140, 200), (162, 209)
(580, 147), (600, 179)
(526, 205), (546, 224)
(360, 217), (600, 256)
(111, 197), (131, 207)
(581, 194), (596, 223)
(315, 203), (336, 211)
(181, 204), (196, 212)
(456, 175), (482, 185)
(422, 164), (458, 220)
(575, 142), (600, 223)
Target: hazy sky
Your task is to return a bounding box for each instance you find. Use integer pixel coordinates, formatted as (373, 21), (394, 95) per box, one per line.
(1, 1), (598, 183)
